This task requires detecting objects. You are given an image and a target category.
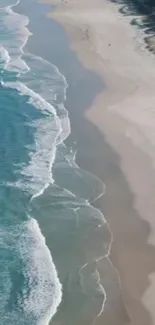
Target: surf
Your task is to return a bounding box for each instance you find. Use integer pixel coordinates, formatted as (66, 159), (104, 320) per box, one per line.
(0, 0), (65, 323)
(0, 0), (111, 324)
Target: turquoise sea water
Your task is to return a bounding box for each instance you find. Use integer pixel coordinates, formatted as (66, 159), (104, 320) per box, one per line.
(0, 1), (111, 324)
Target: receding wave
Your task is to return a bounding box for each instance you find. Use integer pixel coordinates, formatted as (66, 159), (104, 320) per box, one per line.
(0, 218), (62, 325)
(0, 0), (112, 324)
(18, 218), (62, 325)
(0, 0), (65, 323)
(1, 0), (30, 73)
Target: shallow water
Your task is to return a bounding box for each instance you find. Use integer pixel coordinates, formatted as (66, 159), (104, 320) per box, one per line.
(0, 1), (111, 324)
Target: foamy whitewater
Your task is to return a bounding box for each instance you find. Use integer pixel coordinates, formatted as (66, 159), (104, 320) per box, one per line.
(0, 1), (111, 324)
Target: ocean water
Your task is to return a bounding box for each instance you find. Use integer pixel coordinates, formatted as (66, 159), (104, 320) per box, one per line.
(0, 1), (111, 324)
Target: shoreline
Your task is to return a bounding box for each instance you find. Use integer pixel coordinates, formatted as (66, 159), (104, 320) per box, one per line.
(15, 1), (118, 324)
(41, 0), (155, 324)
(15, 0), (155, 324)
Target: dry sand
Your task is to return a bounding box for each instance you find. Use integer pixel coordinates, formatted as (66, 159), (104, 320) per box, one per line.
(41, 0), (155, 324)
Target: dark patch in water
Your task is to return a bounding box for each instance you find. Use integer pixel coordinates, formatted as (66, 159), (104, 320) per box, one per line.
(110, 0), (155, 52)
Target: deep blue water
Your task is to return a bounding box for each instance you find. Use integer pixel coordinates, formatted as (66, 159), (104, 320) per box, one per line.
(0, 1), (110, 324)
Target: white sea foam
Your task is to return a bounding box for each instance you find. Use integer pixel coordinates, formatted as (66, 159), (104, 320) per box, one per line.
(0, 45), (10, 69)
(4, 81), (58, 115)
(18, 218), (62, 325)
(0, 0), (109, 323)
(0, 228), (13, 314)
(0, 219), (62, 325)
(0, 1), (66, 323)
(0, 0), (30, 73)
(3, 81), (64, 194)
(23, 54), (68, 102)
(19, 54), (70, 141)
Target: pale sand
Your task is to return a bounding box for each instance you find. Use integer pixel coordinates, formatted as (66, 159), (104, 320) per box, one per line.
(41, 0), (155, 324)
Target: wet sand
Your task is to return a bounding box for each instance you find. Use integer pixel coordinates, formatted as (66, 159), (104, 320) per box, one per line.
(16, 0), (155, 323)
(40, 0), (155, 324)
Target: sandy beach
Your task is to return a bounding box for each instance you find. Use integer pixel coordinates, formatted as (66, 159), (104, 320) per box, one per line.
(39, 0), (155, 324)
